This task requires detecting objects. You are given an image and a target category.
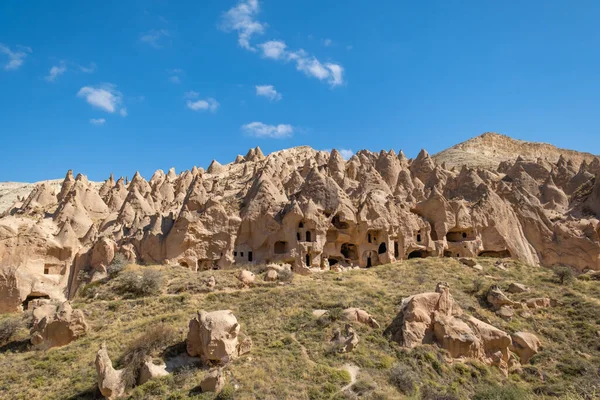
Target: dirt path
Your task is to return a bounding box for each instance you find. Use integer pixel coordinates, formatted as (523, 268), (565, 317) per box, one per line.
(337, 364), (359, 396)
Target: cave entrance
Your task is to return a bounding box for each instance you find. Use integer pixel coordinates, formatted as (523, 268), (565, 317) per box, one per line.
(446, 228), (475, 242)
(408, 250), (428, 259)
(306, 231), (312, 242)
(366, 257), (372, 268)
(394, 241), (399, 258)
(274, 241), (288, 254)
(248, 251), (253, 262)
(341, 243), (358, 260)
(331, 214), (349, 229)
(328, 258), (339, 266)
(22, 292), (50, 310)
(305, 254), (311, 267)
(478, 250), (511, 258)
(378, 242), (387, 254)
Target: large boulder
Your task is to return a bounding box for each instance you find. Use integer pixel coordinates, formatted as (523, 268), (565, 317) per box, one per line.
(331, 324), (359, 353)
(200, 368), (225, 393)
(342, 308), (381, 328)
(30, 301), (88, 348)
(384, 283), (516, 371)
(486, 285), (516, 311)
(95, 343), (125, 399)
(511, 332), (541, 363)
(138, 358), (169, 385)
(237, 270), (255, 286)
(186, 310), (252, 363)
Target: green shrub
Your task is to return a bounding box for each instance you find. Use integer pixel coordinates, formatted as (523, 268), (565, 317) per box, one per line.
(107, 253), (126, 277)
(553, 265), (574, 285)
(472, 384), (529, 400)
(216, 384), (235, 400)
(279, 269), (294, 282)
(116, 268), (164, 298)
(389, 363), (418, 395)
(0, 317), (22, 345)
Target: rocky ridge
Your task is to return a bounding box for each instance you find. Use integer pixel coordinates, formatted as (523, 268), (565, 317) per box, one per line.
(0, 133), (599, 312)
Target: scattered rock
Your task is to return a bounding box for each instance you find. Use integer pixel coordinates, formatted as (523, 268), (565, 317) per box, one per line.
(200, 368), (225, 393)
(186, 310), (251, 363)
(264, 269), (278, 282)
(342, 308), (381, 329)
(459, 258), (477, 267)
(496, 306), (514, 321)
(138, 358), (169, 385)
(525, 297), (551, 309)
(237, 270), (255, 286)
(486, 285), (516, 311)
(30, 301), (88, 348)
(507, 282), (529, 293)
(207, 276), (216, 289)
(510, 332), (541, 363)
(332, 324), (359, 353)
(95, 343), (125, 400)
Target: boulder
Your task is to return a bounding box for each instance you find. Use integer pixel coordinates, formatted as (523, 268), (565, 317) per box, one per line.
(264, 269), (278, 282)
(342, 308), (381, 329)
(30, 301), (88, 348)
(200, 368), (225, 393)
(486, 285), (515, 311)
(207, 275), (216, 289)
(496, 306), (514, 321)
(138, 358), (169, 385)
(237, 270), (255, 286)
(186, 310), (251, 363)
(507, 283), (529, 294)
(331, 324), (359, 353)
(510, 332), (541, 363)
(525, 297), (551, 309)
(95, 343), (125, 399)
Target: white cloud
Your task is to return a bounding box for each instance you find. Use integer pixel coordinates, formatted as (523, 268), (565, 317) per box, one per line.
(258, 40), (287, 60)
(90, 118), (106, 126)
(0, 43), (31, 71)
(119, 108), (128, 117)
(255, 84), (281, 101)
(339, 149), (353, 160)
(168, 68), (183, 84)
(322, 38), (332, 47)
(77, 84), (122, 113)
(184, 90), (199, 99)
(45, 61), (66, 82)
(169, 75), (181, 84)
(79, 63), (96, 73)
(140, 29), (170, 48)
(186, 98), (219, 112)
(242, 122), (293, 138)
(221, 0), (266, 51)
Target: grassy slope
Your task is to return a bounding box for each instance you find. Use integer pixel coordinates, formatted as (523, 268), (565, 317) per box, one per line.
(0, 258), (599, 400)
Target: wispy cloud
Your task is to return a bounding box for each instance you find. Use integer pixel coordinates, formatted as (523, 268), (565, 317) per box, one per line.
(220, 0), (266, 51)
(90, 118), (106, 126)
(45, 61), (67, 82)
(324, 148), (354, 160)
(242, 122), (293, 138)
(168, 68), (183, 84)
(322, 38), (333, 47)
(140, 29), (170, 48)
(0, 43), (32, 71)
(255, 84), (281, 101)
(77, 84), (124, 114)
(219, 3), (344, 87)
(119, 108), (128, 117)
(78, 63), (96, 73)
(186, 93), (219, 112)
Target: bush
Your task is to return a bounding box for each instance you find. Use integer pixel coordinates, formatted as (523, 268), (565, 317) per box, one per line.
(116, 268), (164, 297)
(107, 253), (126, 277)
(279, 269), (294, 282)
(121, 324), (179, 389)
(472, 384), (529, 400)
(0, 317), (22, 345)
(553, 265), (574, 285)
(216, 384), (235, 400)
(389, 363), (418, 395)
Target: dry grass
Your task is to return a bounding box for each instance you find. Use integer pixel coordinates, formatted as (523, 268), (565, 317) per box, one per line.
(0, 258), (598, 399)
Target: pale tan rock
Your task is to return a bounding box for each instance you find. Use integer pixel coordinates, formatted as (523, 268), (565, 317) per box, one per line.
(507, 282), (529, 294)
(486, 285), (516, 311)
(332, 324), (359, 353)
(264, 269), (278, 281)
(510, 332), (541, 363)
(186, 310), (251, 363)
(342, 308), (381, 328)
(238, 270), (255, 286)
(30, 301), (88, 348)
(525, 297), (551, 309)
(95, 343), (125, 399)
(138, 358), (169, 385)
(200, 368), (225, 393)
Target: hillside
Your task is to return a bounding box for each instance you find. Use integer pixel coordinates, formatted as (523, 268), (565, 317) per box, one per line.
(432, 132), (600, 170)
(1, 258), (599, 399)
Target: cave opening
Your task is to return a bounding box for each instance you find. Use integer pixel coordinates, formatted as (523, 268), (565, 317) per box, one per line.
(378, 242), (387, 254)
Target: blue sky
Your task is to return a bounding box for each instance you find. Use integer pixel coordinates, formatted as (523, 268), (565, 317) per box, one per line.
(1, 0), (599, 182)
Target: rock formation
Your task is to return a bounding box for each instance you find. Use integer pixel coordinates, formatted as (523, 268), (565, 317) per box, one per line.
(186, 310), (252, 363)
(30, 301), (88, 348)
(1, 134), (600, 310)
(384, 283), (539, 372)
(95, 343), (125, 399)
(331, 324), (359, 353)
